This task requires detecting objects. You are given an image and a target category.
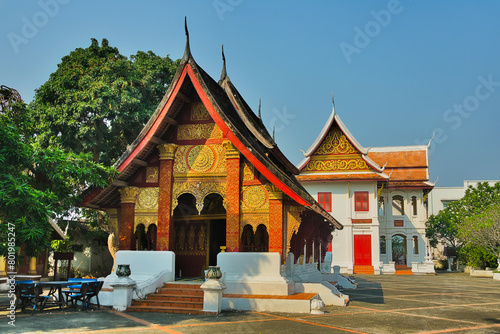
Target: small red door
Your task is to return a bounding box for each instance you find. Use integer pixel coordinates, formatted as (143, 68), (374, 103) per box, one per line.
(354, 235), (372, 265)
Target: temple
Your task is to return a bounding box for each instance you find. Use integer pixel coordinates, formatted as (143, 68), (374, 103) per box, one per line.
(297, 102), (435, 275)
(81, 25), (342, 278)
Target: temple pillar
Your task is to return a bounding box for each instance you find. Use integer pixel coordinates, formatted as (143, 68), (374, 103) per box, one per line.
(268, 188), (283, 258)
(118, 187), (140, 250)
(27, 257), (37, 275)
(0, 256), (6, 276)
(223, 140), (240, 252)
(157, 143), (178, 250)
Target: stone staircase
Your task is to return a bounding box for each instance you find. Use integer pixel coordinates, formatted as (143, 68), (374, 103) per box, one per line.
(127, 282), (210, 314)
(353, 265), (374, 275)
(394, 265), (413, 275)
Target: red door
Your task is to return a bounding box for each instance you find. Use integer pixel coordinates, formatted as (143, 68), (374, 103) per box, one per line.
(354, 235), (372, 265)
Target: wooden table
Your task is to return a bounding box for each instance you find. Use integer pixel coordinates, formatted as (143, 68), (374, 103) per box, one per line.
(39, 281), (80, 309)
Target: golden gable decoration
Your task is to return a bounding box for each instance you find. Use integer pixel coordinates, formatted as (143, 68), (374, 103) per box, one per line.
(316, 127), (357, 155)
(191, 102), (210, 121)
(177, 123), (223, 141)
(302, 157), (369, 173)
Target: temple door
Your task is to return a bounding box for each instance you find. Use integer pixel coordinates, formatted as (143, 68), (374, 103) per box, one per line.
(392, 234), (407, 266)
(354, 235), (372, 266)
(173, 221), (208, 277)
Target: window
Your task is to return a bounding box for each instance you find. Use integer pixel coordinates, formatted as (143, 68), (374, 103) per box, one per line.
(318, 192), (332, 212)
(442, 200), (454, 209)
(412, 196), (417, 216)
(392, 195), (404, 215)
(355, 192), (369, 211)
(380, 236), (386, 255)
(413, 236), (419, 254)
(378, 196), (385, 216)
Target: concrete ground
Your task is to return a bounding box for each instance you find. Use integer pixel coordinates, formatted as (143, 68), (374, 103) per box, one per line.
(1, 272), (499, 334)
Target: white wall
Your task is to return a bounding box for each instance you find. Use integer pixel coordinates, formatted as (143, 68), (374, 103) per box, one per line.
(428, 181), (499, 216)
(303, 181), (379, 273)
(302, 181), (432, 272)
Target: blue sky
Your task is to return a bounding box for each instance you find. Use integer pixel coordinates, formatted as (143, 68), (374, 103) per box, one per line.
(1, 1), (499, 187)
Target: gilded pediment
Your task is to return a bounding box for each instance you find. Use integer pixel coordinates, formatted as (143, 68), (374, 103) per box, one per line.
(303, 126), (373, 173)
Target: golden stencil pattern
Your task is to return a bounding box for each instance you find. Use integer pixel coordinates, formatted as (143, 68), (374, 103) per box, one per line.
(191, 103), (210, 121)
(146, 167), (159, 183)
(302, 157), (369, 172)
(316, 127), (358, 155)
(198, 225), (206, 251)
(177, 123), (223, 141)
(240, 214), (269, 232)
(172, 182), (227, 214)
(188, 145), (215, 172)
(136, 187), (159, 210)
(286, 207), (303, 252)
(268, 197), (283, 253)
(173, 144), (226, 174)
(242, 185), (268, 210)
(225, 155), (240, 252)
(134, 215), (157, 229)
(242, 163), (255, 181)
(173, 146), (190, 173)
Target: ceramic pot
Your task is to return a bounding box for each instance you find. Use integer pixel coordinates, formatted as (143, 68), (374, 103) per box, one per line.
(206, 266), (222, 280)
(116, 264), (131, 277)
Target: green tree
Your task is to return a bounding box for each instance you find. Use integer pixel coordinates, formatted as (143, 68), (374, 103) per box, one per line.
(426, 182), (500, 266)
(29, 38), (180, 165)
(459, 203), (500, 270)
(0, 87), (115, 260)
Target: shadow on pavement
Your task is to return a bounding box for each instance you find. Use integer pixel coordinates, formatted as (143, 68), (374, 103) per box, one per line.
(345, 276), (385, 305)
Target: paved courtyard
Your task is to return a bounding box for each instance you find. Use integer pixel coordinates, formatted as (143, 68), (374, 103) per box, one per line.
(1, 272), (499, 334)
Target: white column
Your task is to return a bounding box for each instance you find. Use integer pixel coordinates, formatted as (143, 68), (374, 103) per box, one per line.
(406, 236), (413, 266)
(201, 279), (226, 314)
(109, 277), (136, 311)
(387, 237), (393, 262)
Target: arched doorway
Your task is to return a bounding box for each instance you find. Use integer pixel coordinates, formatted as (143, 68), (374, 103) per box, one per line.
(392, 234), (407, 265)
(241, 224), (269, 252)
(133, 223), (157, 251)
(173, 193), (226, 277)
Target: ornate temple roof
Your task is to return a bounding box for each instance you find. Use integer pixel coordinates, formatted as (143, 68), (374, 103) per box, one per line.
(81, 21), (342, 230)
(297, 101), (433, 190)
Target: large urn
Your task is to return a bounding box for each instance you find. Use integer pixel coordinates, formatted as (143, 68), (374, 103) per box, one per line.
(206, 266), (222, 280)
(116, 264), (131, 277)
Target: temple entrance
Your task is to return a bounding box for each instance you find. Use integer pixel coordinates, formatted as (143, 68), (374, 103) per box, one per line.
(172, 193), (226, 277)
(392, 234), (407, 265)
(354, 235), (372, 266)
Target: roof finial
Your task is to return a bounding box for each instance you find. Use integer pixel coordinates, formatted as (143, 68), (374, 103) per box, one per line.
(220, 44), (227, 81)
(258, 98), (262, 119)
(272, 126), (275, 141)
(427, 132), (435, 149)
(332, 92), (336, 116)
(182, 16), (191, 62)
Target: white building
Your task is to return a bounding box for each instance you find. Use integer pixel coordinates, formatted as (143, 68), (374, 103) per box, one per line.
(429, 180), (500, 215)
(297, 106), (435, 275)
